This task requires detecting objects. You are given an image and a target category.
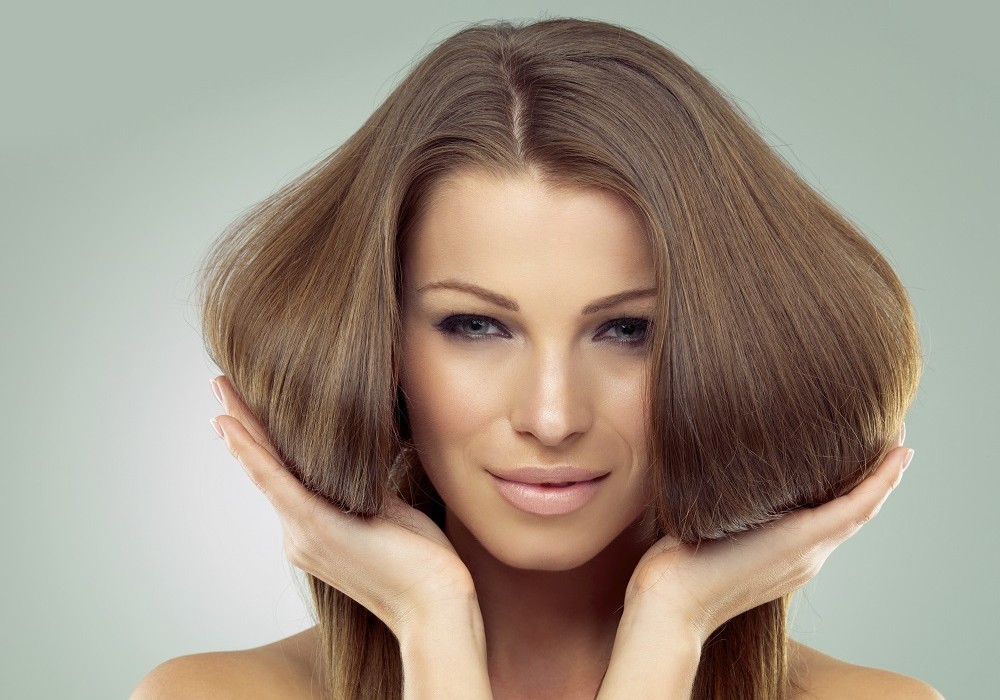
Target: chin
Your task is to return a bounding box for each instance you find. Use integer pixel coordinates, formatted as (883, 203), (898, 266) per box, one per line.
(492, 543), (601, 572)
(459, 514), (623, 572)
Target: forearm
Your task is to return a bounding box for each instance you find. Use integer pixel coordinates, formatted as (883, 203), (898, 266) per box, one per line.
(398, 601), (494, 700)
(597, 601), (703, 699)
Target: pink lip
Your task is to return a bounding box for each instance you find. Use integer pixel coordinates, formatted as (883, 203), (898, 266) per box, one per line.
(490, 473), (607, 516)
(491, 466), (608, 484)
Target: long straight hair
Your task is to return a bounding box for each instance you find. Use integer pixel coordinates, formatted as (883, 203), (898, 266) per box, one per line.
(196, 17), (922, 699)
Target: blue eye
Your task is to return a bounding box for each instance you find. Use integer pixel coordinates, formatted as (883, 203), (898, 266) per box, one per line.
(598, 318), (650, 346)
(435, 314), (651, 347)
(436, 314), (508, 340)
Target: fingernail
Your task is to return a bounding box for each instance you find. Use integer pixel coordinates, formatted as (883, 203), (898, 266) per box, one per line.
(901, 448), (914, 471)
(211, 417), (224, 438)
(211, 378), (223, 405)
(898, 421), (906, 445)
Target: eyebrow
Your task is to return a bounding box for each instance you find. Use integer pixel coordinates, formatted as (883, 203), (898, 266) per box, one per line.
(416, 279), (658, 315)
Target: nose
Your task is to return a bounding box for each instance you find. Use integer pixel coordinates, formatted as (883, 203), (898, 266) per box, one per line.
(508, 346), (593, 447)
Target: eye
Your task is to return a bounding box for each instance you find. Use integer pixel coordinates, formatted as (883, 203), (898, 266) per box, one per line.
(598, 318), (650, 346)
(435, 314), (508, 341)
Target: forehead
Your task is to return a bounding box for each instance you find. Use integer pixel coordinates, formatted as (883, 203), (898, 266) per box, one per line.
(403, 170), (653, 287)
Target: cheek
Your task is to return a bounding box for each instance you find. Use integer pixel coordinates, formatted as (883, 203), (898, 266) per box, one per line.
(600, 362), (650, 448)
(399, 334), (498, 454)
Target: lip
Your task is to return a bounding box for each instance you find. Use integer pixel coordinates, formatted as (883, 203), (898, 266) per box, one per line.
(490, 466), (609, 484)
(489, 473), (608, 516)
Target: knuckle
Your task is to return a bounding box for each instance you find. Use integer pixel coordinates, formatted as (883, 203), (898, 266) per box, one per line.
(793, 543), (828, 584)
(792, 551), (817, 581)
(283, 538), (304, 567)
(852, 502), (881, 530)
(790, 555), (821, 588)
(282, 527), (313, 568)
(801, 558), (823, 584)
(834, 506), (873, 540)
(282, 518), (328, 572)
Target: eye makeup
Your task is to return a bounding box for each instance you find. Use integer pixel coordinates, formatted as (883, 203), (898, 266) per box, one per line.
(433, 313), (651, 348)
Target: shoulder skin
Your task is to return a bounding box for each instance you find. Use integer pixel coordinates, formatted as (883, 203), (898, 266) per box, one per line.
(788, 640), (945, 699)
(131, 630), (944, 699)
(129, 628), (323, 700)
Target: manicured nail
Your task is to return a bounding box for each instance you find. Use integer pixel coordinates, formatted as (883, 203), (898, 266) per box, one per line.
(211, 378), (223, 405)
(900, 448), (914, 471)
(211, 417), (224, 438)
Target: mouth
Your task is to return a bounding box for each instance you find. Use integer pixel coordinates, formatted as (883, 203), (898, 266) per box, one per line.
(488, 465), (610, 485)
(489, 473), (609, 516)
(509, 475), (608, 487)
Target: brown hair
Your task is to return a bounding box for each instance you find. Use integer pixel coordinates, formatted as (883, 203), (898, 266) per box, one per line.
(196, 17), (922, 699)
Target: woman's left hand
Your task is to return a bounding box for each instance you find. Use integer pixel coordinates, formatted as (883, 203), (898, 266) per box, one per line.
(596, 440), (914, 698)
(624, 440), (914, 644)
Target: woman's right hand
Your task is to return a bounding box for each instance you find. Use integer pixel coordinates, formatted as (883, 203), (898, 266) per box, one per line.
(208, 374), (478, 641)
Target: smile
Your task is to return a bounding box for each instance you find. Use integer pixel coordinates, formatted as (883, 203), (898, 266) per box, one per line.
(489, 474), (608, 516)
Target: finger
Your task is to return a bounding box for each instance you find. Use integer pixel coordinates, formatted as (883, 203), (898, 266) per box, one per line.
(791, 445), (914, 546)
(827, 445), (912, 530)
(214, 412), (322, 516)
(212, 375), (283, 463)
(212, 412), (394, 606)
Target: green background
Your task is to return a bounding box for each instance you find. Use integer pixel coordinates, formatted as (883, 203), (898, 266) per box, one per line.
(2, 1), (994, 697)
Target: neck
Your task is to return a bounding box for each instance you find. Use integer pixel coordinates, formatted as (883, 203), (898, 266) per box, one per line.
(445, 511), (653, 697)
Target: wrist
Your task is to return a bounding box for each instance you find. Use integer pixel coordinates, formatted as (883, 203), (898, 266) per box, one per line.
(598, 603), (702, 699)
(398, 598), (493, 700)
(618, 596), (706, 653)
(620, 587), (711, 648)
(398, 594), (488, 654)
(391, 574), (480, 638)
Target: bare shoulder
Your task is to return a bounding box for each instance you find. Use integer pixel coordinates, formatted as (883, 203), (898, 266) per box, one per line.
(787, 640), (944, 699)
(130, 626), (324, 700)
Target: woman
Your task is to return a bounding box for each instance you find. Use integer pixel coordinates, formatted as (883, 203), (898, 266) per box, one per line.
(133, 17), (940, 699)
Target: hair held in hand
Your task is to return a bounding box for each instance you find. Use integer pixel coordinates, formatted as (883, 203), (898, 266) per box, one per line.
(196, 17), (922, 700)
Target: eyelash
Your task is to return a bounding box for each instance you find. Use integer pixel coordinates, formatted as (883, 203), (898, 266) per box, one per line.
(435, 314), (651, 347)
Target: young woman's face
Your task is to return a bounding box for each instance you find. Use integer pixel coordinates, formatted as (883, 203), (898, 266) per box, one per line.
(399, 168), (656, 571)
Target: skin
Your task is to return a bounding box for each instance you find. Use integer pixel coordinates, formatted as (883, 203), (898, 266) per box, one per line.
(398, 167), (660, 696)
(131, 168), (943, 699)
